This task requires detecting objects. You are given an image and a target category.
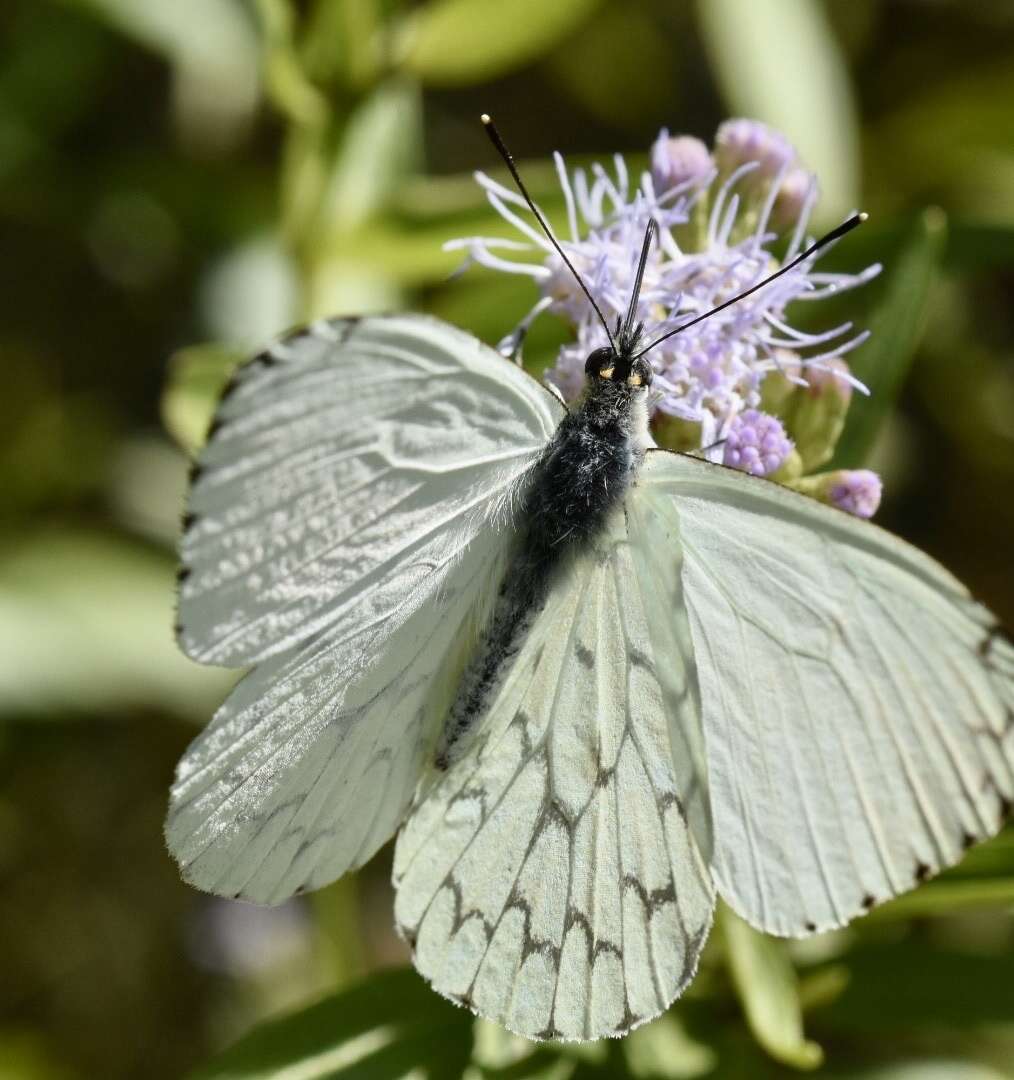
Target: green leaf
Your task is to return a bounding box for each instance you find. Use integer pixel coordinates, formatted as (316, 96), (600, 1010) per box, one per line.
(471, 1018), (579, 1078)
(66, 0), (257, 72)
(65, 0), (261, 142)
(869, 60), (1014, 221)
(843, 1064), (1010, 1080)
(303, 0), (385, 90)
(254, 0), (330, 129)
(865, 878), (1014, 921)
(199, 236), (300, 347)
(944, 828), (1014, 879)
(0, 532), (231, 720)
(947, 221), (1014, 272)
(319, 78), (423, 234)
(547, 4), (677, 132)
(395, 0), (602, 86)
(695, 0), (860, 222)
(162, 343), (243, 456)
(622, 1013), (716, 1079)
(719, 905), (823, 1071)
(310, 878), (367, 987)
(814, 941), (1014, 1031)
(831, 206), (948, 468)
(189, 967), (473, 1080)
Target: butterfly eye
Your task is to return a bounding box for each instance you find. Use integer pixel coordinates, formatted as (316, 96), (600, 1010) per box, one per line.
(627, 358), (653, 389)
(584, 347), (616, 378)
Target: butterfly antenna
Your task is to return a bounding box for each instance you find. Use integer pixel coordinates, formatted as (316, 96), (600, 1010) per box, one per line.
(620, 218), (657, 352)
(632, 212), (868, 360)
(481, 114), (617, 352)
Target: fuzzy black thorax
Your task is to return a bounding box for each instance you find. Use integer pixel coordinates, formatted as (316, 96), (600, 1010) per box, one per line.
(435, 356), (651, 769)
(521, 374), (648, 561)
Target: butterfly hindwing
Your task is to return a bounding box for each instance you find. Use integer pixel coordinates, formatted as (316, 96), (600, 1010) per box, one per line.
(167, 529), (508, 903)
(641, 449), (1014, 936)
(393, 484), (714, 1041)
(177, 314), (562, 667)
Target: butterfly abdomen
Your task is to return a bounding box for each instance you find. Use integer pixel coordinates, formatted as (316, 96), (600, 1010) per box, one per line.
(435, 378), (648, 768)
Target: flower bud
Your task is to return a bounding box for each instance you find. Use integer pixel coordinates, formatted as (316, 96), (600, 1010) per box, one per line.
(651, 132), (713, 195)
(772, 167), (815, 229)
(714, 118), (796, 181)
(790, 469), (882, 519)
(782, 358), (854, 472)
(651, 412), (704, 454)
(759, 350), (802, 415)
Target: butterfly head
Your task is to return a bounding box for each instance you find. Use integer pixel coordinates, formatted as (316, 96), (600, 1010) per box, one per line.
(584, 346), (653, 391)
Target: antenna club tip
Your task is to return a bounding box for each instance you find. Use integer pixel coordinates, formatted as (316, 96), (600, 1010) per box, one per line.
(857, 211), (869, 223)
(480, 113), (492, 125)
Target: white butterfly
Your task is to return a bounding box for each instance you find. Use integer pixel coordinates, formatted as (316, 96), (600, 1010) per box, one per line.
(168, 305), (1014, 1042)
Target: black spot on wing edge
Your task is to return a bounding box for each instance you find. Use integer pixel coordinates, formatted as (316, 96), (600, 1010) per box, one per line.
(978, 622), (1012, 661)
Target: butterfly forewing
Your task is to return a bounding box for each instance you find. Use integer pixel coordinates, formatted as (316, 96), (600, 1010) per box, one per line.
(641, 449), (1014, 936)
(177, 314), (562, 668)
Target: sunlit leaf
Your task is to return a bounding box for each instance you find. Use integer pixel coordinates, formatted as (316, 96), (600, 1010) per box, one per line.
(0, 532), (231, 720)
(190, 967), (472, 1080)
(110, 436), (193, 545)
(65, 0), (261, 146)
(162, 343), (243, 456)
(395, 0), (602, 86)
(695, 0), (860, 222)
(199, 235), (301, 348)
(831, 206), (947, 468)
(944, 829), (1014, 879)
(253, 0), (330, 129)
(469, 1018), (579, 1078)
(397, 161), (570, 219)
(865, 879), (1014, 921)
(622, 1013), (716, 1079)
(720, 905), (823, 1071)
(310, 878), (367, 988)
(303, 260), (407, 323)
(320, 78), (423, 234)
(303, 0), (384, 90)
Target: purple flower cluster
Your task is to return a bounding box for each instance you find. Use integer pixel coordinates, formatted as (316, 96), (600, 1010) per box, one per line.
(722, 410), (793, 476)
(449, 119), (883, 511)
(829, 470), (883, 519)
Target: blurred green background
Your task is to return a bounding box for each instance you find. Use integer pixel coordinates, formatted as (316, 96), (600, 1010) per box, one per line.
(2, 1), (1013, 1077)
